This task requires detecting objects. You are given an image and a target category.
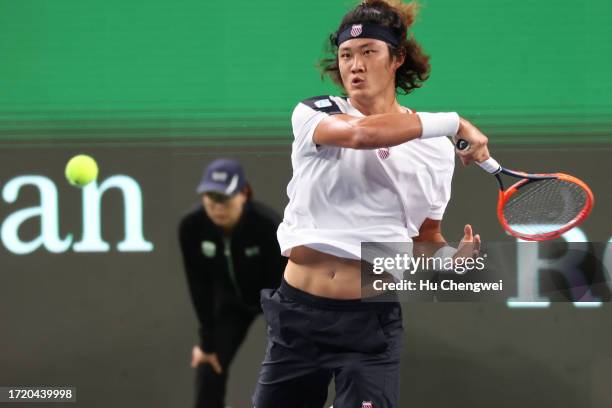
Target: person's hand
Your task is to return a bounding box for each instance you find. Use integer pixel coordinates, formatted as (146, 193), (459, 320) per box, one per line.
(455, 118), (490, 165)
(453, 224), (481, 260)
(191, 345), (223, 374)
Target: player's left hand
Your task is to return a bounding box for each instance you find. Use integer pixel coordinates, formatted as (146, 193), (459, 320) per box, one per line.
(453, 224), (481, 259)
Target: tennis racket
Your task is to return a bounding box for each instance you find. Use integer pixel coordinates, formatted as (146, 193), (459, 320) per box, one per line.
(456, 139), (594, 241)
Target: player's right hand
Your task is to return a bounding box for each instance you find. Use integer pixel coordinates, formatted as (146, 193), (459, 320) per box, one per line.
(455, 118), (490, 165)
(191, 345), (223, 374)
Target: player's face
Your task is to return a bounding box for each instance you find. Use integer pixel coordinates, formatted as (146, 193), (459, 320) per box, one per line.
(202, 192), (247, 230)
(338, 38), (401, 99)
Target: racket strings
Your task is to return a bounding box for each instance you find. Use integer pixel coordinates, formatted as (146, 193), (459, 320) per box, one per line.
(502, 178), (588, 236)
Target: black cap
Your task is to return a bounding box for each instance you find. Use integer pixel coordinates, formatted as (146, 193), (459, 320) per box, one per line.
(196, 158), (246, 196)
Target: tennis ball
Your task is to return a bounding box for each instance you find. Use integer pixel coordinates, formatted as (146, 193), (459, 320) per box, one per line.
(65, 154), (99, 187)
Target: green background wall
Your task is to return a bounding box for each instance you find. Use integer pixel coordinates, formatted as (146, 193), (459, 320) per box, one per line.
(1, 0), (611, 146)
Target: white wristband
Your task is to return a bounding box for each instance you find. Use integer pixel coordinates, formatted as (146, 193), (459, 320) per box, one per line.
(416, 112), (460, 139)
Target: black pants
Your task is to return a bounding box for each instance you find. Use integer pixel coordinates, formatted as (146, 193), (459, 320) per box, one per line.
(194, 302), (257, 408)
(252, 279), (404, 408)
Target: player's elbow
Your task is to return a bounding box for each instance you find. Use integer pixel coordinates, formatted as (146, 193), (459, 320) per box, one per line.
(317, 118), (377, 149)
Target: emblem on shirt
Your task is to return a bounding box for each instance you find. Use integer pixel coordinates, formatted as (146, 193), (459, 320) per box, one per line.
(351, 24), (363, 37)
(314, 99), (332, 108)
(362, 401), (373, 408)
(377, 147), (390, 159)
(245, 246), (260, 257)
(201, 241), (216, 257)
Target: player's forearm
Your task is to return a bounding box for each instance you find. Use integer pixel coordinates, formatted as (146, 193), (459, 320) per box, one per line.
(350, 112), (459, 149)
(414, 233), (447, 257)
(191, 285), (216, 352)
(349, 113), (421, 148)
(413, 218), (447, 256)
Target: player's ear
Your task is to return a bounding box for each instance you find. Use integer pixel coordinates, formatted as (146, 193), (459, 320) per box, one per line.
(390, 50), (405, 71)
(394, 51), (406, 69)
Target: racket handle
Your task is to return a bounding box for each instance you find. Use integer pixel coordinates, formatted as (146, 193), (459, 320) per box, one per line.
(455, 138), (502, 174)
(477, 157), (502, 174)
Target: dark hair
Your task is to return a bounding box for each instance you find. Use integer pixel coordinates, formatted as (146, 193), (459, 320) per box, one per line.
(243, 182), (254, 201)
(320, 0), (431, 95)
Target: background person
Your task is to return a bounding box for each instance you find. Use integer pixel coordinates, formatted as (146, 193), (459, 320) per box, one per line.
(178, 158), (286, 408)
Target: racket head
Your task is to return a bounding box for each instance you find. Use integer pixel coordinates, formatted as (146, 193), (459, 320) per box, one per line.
(496, 173), (594, 241)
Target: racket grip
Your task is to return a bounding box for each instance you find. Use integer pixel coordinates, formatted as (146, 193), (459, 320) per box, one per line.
(477, 157), (502, 174)
(454, 138), (501, 174)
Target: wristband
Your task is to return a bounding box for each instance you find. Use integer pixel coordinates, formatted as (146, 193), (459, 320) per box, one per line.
(416, 112), (460, 139)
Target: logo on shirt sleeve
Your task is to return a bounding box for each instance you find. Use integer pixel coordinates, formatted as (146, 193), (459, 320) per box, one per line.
(362, 401), (373, 408)
(302, 95), (343, 115)
(314, 99), (332, 109)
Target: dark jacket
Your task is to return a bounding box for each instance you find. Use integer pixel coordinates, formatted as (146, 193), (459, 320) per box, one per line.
(178, 200), (286, 353)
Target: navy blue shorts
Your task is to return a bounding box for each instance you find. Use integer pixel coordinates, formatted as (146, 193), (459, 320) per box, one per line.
(252, 279), (403, 408)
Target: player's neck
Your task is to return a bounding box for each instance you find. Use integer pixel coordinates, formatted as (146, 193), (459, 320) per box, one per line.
(348, 90), (401, 116)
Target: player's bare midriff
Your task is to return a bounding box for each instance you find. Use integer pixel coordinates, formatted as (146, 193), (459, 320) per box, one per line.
(284, 245), (390, 299)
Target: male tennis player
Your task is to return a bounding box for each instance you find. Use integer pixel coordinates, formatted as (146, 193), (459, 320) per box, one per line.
(252, 1), (490, 407)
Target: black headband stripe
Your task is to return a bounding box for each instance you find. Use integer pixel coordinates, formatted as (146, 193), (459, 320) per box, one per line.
(336, 23), (401, 48)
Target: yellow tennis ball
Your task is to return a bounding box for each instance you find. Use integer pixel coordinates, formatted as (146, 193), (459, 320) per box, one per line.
(65, 154), (99, 187)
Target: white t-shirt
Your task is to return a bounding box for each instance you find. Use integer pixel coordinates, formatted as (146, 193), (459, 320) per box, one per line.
(277, 95), (455, 260)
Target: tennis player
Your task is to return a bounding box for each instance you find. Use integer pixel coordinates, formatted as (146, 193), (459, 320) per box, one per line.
(252, 1), (490, 407)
